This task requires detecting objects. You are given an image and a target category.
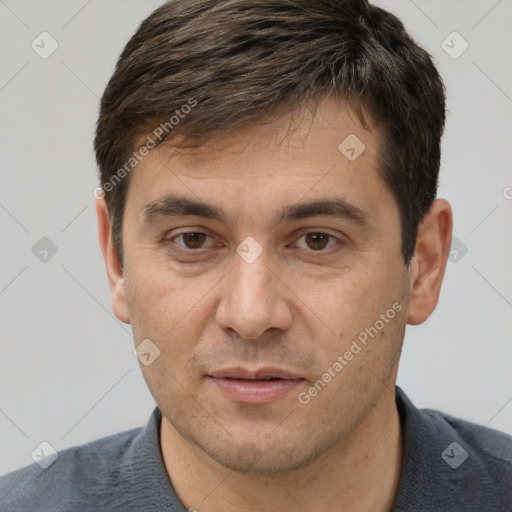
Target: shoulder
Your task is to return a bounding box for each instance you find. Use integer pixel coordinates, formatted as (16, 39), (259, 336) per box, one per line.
(394, 387), (512, 511)
(423, 406), (512, 476)
(425, 408), (512, 508)
(0, 426), (143, 512)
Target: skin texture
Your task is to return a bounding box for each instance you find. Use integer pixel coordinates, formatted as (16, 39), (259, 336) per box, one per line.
(97, 99), (452, 512)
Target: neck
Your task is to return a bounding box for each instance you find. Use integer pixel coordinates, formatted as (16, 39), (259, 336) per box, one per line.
(160, 389), (403, 512)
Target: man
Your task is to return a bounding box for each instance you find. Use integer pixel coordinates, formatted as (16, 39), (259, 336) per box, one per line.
(1, 0), (510, 510)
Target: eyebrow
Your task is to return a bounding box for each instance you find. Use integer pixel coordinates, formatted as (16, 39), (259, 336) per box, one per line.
(142, 195), (371, 227)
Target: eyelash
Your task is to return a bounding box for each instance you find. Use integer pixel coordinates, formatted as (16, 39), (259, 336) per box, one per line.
(165, 230), (343, 254)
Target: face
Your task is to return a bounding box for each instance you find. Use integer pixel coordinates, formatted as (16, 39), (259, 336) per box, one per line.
(113, 100), (413, 472)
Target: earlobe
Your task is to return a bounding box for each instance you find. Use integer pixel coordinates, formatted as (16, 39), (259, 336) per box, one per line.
(96, 199), (131, 324)
(406, 199), (453, 325)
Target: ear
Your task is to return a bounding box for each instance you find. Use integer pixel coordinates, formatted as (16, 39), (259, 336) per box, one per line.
(406, 199), (453, 325)
(96, 198), (131, 324)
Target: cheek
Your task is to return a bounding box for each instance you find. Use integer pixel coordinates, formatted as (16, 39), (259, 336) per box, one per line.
(123, 261), (207, 345)
(300, 259), (405, 356)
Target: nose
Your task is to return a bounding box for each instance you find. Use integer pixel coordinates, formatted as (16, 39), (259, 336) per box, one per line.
(215, 249), (293, 340)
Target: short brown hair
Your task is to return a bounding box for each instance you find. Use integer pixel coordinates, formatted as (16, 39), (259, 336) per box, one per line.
(94, 0), (445, 265)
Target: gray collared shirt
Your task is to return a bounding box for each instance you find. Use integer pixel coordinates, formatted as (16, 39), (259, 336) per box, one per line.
(1, 387), (511, 511)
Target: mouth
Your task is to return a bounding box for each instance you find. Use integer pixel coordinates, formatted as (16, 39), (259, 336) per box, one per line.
(206, 367), (305, 405)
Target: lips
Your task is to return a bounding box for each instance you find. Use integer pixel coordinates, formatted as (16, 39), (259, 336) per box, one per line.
(207, 367), (305, 405)
(208, 367), (303, 381)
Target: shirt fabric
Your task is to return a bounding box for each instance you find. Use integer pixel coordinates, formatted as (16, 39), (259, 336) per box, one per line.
(1, 387), (511, 511)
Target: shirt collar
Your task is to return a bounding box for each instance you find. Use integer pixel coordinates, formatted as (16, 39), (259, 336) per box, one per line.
(133, 388), (471, 511)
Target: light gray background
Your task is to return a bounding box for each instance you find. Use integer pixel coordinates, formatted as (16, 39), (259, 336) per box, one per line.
(1, 0), (511, 476)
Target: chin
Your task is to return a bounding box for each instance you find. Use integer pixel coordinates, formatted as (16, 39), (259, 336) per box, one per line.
(197, 435), (332, 474)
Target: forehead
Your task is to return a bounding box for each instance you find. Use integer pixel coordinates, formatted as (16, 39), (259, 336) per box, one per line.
(127, 98), (388, 218)
(137, 99), (379, 170)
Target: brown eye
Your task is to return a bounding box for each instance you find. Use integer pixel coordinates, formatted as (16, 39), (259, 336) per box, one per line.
(304, 232), (331, 250)
(180, 232), (208, 249)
